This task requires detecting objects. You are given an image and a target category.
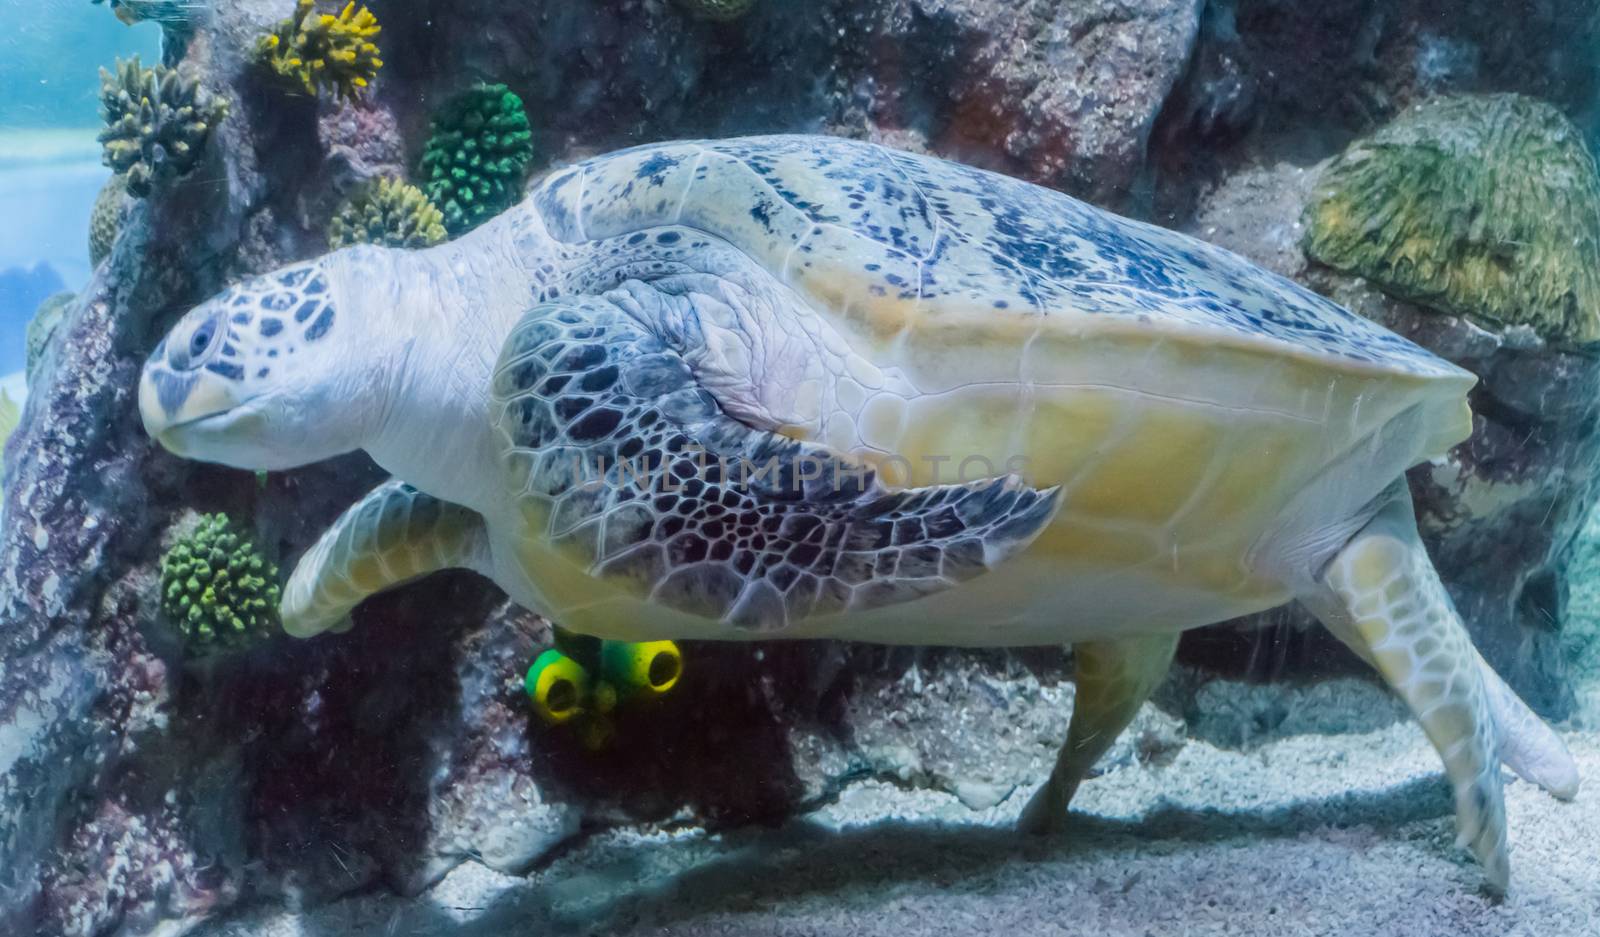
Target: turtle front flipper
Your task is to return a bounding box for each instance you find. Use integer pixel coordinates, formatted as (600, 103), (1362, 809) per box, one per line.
(281, 479), (488, 637)
(1017, 632), (1178, 834)
(491, 297), (1061, 634)
(1301, 487), (1578, 894)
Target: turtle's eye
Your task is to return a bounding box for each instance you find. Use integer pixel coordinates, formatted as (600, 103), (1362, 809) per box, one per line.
(189, 323), (216, 358)
(170, 313), (222, 371)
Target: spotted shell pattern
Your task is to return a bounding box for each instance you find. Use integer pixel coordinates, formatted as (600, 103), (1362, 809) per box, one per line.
(531, 134), (1463, 379)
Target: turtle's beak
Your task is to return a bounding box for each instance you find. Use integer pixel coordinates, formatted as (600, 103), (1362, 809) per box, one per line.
(139, 352), (248, 456)
(140, 302), (254, 455)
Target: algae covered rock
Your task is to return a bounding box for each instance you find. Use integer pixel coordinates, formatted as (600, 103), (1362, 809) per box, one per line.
(88, 172), (130, 265)
(1303, 94), (1600, 345)
(159, 513), (281, 650)
(420, 83), (534, 236)
(328, 177), (447, 249)
(256, 0), (383, 102)
(97, 56), (228, 198)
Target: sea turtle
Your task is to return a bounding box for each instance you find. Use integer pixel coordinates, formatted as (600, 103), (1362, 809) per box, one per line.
(138, 134), (1578, 891)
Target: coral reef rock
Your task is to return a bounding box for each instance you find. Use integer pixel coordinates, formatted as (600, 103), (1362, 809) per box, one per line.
(1303, 94), (1600, 346)
(903, 0), (1206, 203)
(390, 0), (1205, 207)
(1161, 0), (1600, 148)
(1564, 509), (1600, 727)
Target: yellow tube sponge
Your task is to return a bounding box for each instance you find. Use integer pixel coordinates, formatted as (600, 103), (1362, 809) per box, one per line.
(599, 639), (683, 700)
(256, 0), (382, 102)
(525, 649), (591, 726)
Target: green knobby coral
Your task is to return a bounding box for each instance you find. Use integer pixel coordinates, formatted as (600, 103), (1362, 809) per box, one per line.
(98, 56), (229, 198)
(1303, 93), (1600, 345)
(256, 0), (382, 102)
(676, 0), (756, 21)
(159, 513), (282, 649)
(328, 177), (447, 249)
(90, 173), (130, 265)
(419, 83), (534, 236)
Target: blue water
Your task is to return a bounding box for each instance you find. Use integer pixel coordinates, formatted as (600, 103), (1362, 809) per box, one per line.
(0, 0), (160, 376)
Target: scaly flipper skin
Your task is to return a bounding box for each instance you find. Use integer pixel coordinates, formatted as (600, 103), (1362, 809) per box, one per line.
(1475, 647), (1580, 800)
(281, 479), (487, 637)
(1304, 489), (1575, 894)
(490, 296), (1061, 633)
(1017, 632), (1179, 834)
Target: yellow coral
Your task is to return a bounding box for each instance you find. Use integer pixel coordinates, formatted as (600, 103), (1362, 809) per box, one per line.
(256, 0), (382, 102)
(328, 177), (447, 249)
(98, 57), (229, 197)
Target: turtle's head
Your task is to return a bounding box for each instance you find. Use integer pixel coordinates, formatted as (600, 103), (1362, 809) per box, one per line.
(140, 255), (380, 470)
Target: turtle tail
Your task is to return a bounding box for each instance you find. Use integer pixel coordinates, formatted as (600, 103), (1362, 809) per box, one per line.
(1478, 650), (1580, 800)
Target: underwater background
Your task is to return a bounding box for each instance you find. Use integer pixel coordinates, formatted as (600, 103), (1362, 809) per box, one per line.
(0, 2), (159, 379)
(0, 1), (1598, 935)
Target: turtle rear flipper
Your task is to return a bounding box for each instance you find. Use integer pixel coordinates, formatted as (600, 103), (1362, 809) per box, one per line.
(1017, 632), (1178, 834)
(280, 479), (488, 637)
(490, 296), (1061, 634)
(1301, 486), (1580, 894)
(1477, 648), (1580, 800)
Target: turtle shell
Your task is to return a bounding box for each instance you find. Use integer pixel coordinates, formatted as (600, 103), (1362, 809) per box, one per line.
(524, 135), (1475, 612)
(535, 136), (1464, 372)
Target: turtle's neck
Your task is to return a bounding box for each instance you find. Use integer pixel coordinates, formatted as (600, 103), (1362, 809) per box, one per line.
(361, 215), (541, 515)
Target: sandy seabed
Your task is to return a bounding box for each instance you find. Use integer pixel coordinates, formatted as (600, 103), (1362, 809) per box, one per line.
(196, 717), (1600, 937)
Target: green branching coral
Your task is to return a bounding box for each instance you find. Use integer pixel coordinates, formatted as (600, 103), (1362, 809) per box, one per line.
(1303, 93), (1600, 345)
(89, 173), (131, 265)
(256, 0), (382, 102)
(97, 56), (228, 198)
(328, 177), (447, 249)
(419, 84), (534, 236)
(676, 0), (757, 22)
(159, 513), (281, 649)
